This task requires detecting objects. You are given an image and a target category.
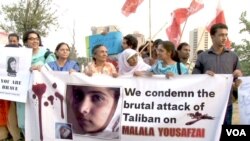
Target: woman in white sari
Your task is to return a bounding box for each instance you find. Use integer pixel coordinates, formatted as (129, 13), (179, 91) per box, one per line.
(118, 48), (150, 75)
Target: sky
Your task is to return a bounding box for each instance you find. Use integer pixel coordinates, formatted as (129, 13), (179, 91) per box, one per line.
(2, 0), (250, 57)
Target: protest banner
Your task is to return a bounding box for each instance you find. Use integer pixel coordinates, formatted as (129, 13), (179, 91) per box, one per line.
(85, 32), (123, 57)
(25, 71), (233, 141)
(0, 47), (32, 102)
(238, 76), (250, 124)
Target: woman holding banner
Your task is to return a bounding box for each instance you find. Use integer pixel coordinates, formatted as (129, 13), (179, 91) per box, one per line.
(47, 42), (80, 73)
(16, 30), (56, 137)
(84, 44), (118, 77)
(134, 40), (188, 78)
(118, 48), (150, 75)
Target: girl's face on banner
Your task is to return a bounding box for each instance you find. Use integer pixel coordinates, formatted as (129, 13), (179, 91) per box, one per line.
(72, 86), (117, 133)
(10, 60), (16, 71)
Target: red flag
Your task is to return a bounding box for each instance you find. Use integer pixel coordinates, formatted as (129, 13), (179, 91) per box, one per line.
(166, 0), (204, 47)
(121, 0), (144, 17)
(174, 8), (189, 24)
(188, 0), (204, 15)
(166, 17), (181, 47)
(207, 1), (231, 48)
(174, 0), (204, 24)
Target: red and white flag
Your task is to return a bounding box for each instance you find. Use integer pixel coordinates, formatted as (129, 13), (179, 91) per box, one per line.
(166, 0), (204, 47)
(207, 0), (231, 48)
(173, 8), (190, 24)
(188, 0), (204, 15)
(121, 0), (144, 17)
(174, 0), (204, 24)
(166, 16), (181, 47)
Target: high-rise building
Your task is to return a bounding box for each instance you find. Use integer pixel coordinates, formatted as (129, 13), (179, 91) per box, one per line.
(189, 27), (212, 62)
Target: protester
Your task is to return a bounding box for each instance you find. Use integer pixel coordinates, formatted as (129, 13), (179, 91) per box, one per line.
(1, 35), (23, 141)
(67, 85), (120, 139)
(176, 42), (191, 67)
(23, 30), (56, 70)
(16, 30), (56, 137)
(192, 23), (243, 125)
(122, 34), (138, 50)
(143, 39), (162, 66)
(84, 44), (118, 77)
(197, 49), (204, 56)
(47, 42), (80, 73)
(138, 40), (153, 58)
(6, 33), (22, 47)
(135, 41), (188, 78)
(118, 48), (150, 75)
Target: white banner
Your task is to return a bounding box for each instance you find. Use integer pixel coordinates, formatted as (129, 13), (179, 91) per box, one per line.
(238, 76), (250, 124)
(26, 71), (233, 141)
(0, 47), (32, 102)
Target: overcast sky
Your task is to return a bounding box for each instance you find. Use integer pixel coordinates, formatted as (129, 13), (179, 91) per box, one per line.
(2, 0), (250, 57)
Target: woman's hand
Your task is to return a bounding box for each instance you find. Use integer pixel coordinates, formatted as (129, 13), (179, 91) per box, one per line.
(69, 69), (76, 74)
(30, 65), (42, 72)
(134, 71), (143, 77)
(84, 70), (93, 77)
(165, 72), (174, 79)
(112, 73), (119, 78)
(205, 70), (215, 76)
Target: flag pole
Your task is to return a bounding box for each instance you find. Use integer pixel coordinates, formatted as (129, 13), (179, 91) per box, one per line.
(148, 0), (152, 58)
(178, 18), (188, 45)
(139, 20), (168, 55)
(152, 21), (168, 39)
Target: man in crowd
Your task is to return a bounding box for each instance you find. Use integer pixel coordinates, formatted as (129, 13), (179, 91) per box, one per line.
(192, 23), (243, 125)
(176, 42), (192, 72)
(6, 33), (22, 47)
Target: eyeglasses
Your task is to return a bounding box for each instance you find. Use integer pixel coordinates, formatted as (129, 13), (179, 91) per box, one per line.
(28, 37), (39, 41)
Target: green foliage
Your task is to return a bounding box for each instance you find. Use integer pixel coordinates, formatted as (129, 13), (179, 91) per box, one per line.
(69, 45), (92, 71)
(231, 11), (250, 76)
(0, 0), (58, 37)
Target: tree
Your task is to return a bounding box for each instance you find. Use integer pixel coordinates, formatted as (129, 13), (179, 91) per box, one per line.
(231, 11), (250, 76)
(0, 0), (58, 37)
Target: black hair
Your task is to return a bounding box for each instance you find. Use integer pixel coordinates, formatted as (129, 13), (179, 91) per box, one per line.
(197, 50), (204, 55)
(8, 33), (19, 41)
(55, 42), (70, 59)
(7, 57), (17, 73)
(177, 42), (189, 51)
(123, 34), (138, 50)
(210, 23), (228, 36)
(158, 41), (176, 59)
(5, 44), (19, 48)
(153, 39), (163, 47)
(23, 30), (43, 46)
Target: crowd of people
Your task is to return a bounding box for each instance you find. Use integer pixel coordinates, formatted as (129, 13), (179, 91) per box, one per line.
(0, 23), (243, 140)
